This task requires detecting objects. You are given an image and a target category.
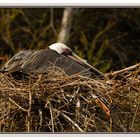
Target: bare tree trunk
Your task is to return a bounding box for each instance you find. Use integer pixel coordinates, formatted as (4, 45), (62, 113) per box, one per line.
(57, 8), (74, 44)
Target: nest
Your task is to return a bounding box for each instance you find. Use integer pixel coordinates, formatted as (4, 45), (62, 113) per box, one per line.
(0, 64), (140, 132)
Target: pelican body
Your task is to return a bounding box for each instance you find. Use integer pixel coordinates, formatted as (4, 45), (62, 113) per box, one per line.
(1, 43), (105, 79)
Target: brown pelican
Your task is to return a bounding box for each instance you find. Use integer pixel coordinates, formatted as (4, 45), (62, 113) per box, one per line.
(1, 43), (104, 79)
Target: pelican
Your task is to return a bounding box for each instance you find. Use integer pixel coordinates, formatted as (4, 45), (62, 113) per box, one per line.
(0, 43), (105, 79)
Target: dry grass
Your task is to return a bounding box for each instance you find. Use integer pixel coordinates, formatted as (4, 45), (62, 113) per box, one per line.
(0, 65), (140, 132)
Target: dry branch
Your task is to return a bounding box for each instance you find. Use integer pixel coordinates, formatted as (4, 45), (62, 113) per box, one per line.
(111, 63), (140, 76)
(57, 8), (74, 44)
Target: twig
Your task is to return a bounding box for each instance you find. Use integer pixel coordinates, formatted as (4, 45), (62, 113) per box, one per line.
(89, 20), (116, 59)
(38, 109), (43, 132)
(60, 111), (85, 132)
(131, 103), (139, 131)
(109, 117), (112, 132)
(27, 76), (32, 132)
(0, 87), (29, 92)
(110, 63), (140, 76)
(50, 8), (57, 36)
(9, 97), (28, 112)
(90, 93), (110, 117)
(49, 105), (54, 132)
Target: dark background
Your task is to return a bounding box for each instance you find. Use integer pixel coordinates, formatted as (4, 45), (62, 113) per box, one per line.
(0, 8), (140, 73)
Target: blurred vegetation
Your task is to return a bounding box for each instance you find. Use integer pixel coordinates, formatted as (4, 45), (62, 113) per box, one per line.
(0, 8), (140, 73)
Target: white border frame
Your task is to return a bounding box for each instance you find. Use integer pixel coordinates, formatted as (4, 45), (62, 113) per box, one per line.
(0, 1), (140, 138)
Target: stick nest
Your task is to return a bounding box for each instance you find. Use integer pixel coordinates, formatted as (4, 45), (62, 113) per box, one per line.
(0, 66), (140, 132)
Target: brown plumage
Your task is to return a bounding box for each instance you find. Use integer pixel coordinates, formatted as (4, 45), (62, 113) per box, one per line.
(1, 43), (105, 79)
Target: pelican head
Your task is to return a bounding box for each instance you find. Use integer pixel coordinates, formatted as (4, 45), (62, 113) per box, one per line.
(49, 43), (72, 55)
(49, 42), (88, 64)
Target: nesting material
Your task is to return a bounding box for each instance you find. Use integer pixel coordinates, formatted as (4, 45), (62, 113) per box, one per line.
(0, 65), (140, 132)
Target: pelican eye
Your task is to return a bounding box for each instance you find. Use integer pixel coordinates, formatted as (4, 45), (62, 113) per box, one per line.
(62, 48), (72, 56)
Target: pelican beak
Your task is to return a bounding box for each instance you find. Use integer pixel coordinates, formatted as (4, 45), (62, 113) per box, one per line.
(68, 52), (104, 77)
(68, 52), (87, 65)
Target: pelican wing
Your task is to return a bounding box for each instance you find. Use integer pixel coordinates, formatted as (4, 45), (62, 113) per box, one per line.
(21, 49), (61, 74)
(1, 50), (34, 73)
(54, 56), (92, 77)
(21, 49), (92, 77)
